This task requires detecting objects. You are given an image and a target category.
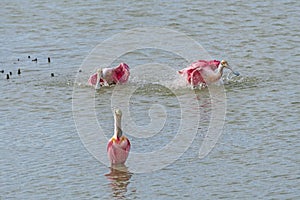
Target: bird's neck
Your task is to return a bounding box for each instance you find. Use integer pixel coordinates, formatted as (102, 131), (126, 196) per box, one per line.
(217, 64), (225, 77)
(114, 116), (122, 138)
(204, 64), (224, 83)
(95, 72), (101, 89)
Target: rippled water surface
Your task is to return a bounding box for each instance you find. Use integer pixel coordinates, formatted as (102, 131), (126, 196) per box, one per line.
(1, 0), (299, 199)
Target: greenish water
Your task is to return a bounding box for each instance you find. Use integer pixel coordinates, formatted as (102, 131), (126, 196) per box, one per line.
(1, 0), (299, 199)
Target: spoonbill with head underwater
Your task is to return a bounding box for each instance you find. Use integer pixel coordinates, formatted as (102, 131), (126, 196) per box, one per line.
(107, 109), (131, 165)
(178, 60), (240, 88)
(88, 62), (130, 89)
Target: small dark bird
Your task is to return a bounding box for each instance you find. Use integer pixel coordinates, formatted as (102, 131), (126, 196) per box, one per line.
(18, 68), (21, 75)
(51, 73), (54, 77)
(28, 56), (31, 59)
(9, 72), (12, 75)
(48, 57), (51, 63)
(6, 74), (9, 79)
(32, 58), (37, 62)
(0, 70), (4, 73)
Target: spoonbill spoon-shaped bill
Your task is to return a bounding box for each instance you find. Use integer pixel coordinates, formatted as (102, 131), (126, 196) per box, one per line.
(88, 62), (130, 89)
(178, 60), (239, 87)
(107, 109), (131, 165)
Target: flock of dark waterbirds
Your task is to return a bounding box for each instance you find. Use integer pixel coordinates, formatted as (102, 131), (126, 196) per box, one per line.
(1, 56), (54, 80)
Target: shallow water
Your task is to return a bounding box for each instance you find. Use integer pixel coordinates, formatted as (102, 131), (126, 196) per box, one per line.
(1, 0), (299, 199)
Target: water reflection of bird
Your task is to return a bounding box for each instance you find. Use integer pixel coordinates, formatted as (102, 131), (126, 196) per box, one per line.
(107, 109), (131, 165)
(178, 60), (240, 88)
(88, 63), (130, 89)
(105, 164), (132, 199)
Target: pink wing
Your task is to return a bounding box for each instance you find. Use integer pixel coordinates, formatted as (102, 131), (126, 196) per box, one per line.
(107, 138), (130, 165)
(178, 60), (220, 85)
(122, 138), (131, 153)
(88, 63), (130, 86)
(178, 63), (205, 85)
(112, 62), (130, 84)
(190, 60), (220, 71)
(190, 69), (205, 85)
(88, 72), (104, 86)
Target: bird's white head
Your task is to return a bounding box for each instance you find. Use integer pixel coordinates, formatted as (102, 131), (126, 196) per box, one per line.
(114, 109), (122, 117)
(97, 68), (103, 77)
(220, 60), (229, 68)
(220, 60), (240, 76)
(95, 68), (103, 90)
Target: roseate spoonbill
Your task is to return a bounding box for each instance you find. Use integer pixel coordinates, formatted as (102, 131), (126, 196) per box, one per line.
(88, 62), (130, 89)
(178, 60), (240, 88)
(107, 109), (131, 165)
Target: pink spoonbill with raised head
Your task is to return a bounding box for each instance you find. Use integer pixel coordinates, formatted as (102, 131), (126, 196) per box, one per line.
(178, 60), (240, 88)
(88, 62), (130, 89)
(107, 109), (131, 165)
